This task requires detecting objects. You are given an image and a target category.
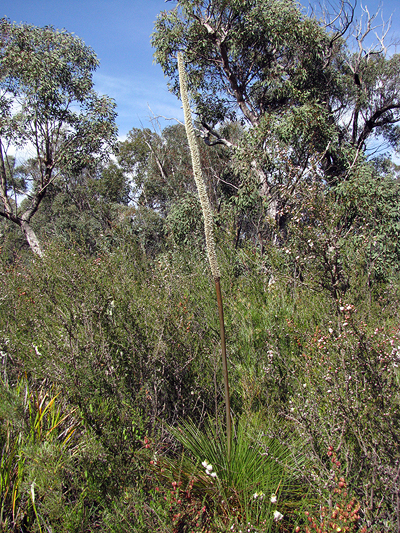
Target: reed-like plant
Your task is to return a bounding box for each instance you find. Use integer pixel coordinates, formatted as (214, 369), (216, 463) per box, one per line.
(0, 377), (80, 531)
(177, 51), (232, 459)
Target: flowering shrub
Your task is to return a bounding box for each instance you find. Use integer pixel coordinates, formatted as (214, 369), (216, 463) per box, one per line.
(299, 449), (364, 533)
(161, 479), (213, 533)
(286, 301), (400, 530)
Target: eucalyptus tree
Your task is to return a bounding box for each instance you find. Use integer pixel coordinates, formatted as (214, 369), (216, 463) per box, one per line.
(152, 0), (339, 192)
(0, 18), (117, 256)
(152, 0), (400, 225)
(118, 125), (195, 213)
(118, 124), (220, 253)
(18, 160), (132, 254)
(118, 123), (233, 233)
(154, 0), (337, 126)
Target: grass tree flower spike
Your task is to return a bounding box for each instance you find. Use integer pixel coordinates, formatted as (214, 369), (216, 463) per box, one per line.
(177, 52), (220, 279)
(177, 51), (232, 460)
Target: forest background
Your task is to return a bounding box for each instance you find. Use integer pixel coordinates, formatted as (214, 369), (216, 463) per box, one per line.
(1, 0), (400, 532)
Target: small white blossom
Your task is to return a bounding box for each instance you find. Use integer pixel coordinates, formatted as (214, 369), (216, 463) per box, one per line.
(206, 464), (213, 473)
(201, 460), (208, 468)
(33, 344), (42, 356)
(210, 471), (217, 478)
(270, 494), (277, 503)
(273, 510), (283, 521)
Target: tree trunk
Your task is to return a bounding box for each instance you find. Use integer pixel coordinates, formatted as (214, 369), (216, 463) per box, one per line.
(20, 220), (43, 257)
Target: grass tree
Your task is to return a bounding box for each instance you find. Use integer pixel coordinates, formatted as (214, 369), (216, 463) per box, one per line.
(177, 51), (232, 459)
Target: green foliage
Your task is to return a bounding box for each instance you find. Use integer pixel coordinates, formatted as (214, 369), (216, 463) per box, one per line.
(284, 304), (400, 530)
(118, 123), (230, 218)
(152, 0), (400, 253)
(128, 206), (166, 256)
(0, 376), (84, 532)
(336, 162), (400, 282)
(345, 52), (400, 151)
(0, 243), (218, 431)
(166, 194), (203, 246)
(118, 125), (195, 213)
(0, 18), (117, 170)
(0, 18), (117, 254)
(0, 228), (399, 530)
(27, 161), (132, 253)
(156, 417), (295, 531)
(152, 0), (332, 127)
(1, 3), (400, 531)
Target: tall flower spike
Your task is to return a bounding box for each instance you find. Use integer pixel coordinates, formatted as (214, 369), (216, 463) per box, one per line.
(178, 51), (231, 460)
(177, 51), (220, 280)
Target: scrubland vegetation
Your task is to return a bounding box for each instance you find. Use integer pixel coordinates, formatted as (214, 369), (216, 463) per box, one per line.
(1, 0), (400, 531)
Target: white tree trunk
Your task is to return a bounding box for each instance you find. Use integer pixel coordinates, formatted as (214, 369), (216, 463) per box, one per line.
(20, 220), (43, 257)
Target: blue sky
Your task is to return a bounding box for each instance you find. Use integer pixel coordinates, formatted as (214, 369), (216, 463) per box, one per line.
(1, 0), (183, 138)
(1, 0), (399, 140)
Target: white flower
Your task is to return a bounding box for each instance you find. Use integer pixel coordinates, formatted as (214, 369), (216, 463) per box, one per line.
(201, 460), (208, 468)
(270, 494), (277, 503)
(210, 471), (217, 478)
(30, 481), (36, 503)
(273, 510), (283, 521)
(329, 328), (333, 334)
(206, 464), (213, 473)
(253, 492), (258, 499)
(33, 344), (42, 356)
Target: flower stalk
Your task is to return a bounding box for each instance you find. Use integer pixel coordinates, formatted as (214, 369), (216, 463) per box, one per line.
(177, 51), (232, 460)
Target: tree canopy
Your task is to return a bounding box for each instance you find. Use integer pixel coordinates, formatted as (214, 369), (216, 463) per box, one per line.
(0, 18), (117, 255)
(153, 0), (335, 127)
(152, 0), (400, 186)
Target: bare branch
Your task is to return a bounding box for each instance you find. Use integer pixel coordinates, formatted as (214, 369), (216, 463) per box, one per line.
(199, 121), (235, 148)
